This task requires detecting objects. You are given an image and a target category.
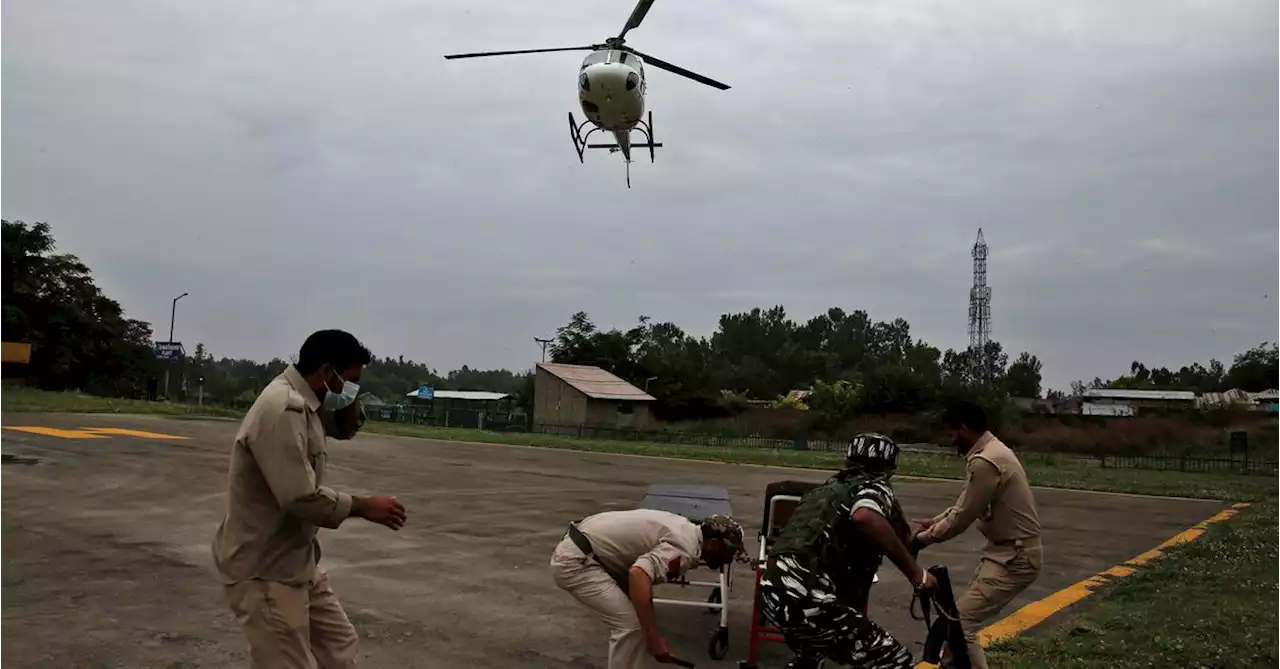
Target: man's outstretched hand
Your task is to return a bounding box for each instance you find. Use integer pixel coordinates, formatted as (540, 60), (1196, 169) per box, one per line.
(914, 569), (939, 596)
(353, 496), (407, 530)
(647, 634), (673, 663)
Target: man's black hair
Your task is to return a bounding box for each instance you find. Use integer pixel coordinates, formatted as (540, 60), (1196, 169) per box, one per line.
(296, 329), (372, 375)
(941, 400), (988, 433)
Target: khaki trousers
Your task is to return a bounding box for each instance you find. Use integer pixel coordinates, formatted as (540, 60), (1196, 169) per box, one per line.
(549, 536), (648, 669)
(944, 542), (1042, 669)
(224, 570), (360, 669)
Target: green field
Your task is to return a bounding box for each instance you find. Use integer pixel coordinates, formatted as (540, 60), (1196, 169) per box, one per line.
(363, 422), (1274, 501)
(3, 388), (1272, 501)
(0, 387), (242, 418)
(987, 498), (1279, 669)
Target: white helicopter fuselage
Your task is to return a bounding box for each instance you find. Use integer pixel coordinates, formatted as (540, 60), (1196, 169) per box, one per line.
(578, 50), (646, 155)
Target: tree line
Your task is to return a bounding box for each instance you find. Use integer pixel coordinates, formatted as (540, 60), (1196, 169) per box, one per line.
(3, 219), (528, 405)
(183, 344), (530, 408)
(5, 219), (1274, 422)
(547, 309), (1047, 421)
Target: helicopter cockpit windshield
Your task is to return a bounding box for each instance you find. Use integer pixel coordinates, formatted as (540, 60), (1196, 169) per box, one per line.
(580, 50), (643, 75)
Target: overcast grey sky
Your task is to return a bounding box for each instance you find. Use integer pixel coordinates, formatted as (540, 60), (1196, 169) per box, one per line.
(3, 0), (1276, 391)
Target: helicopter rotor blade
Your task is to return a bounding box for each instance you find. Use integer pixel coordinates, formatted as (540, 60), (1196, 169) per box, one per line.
(627, 49), (730, 90)
(616, 0), (656, 40)
(443, 46), (597, 60)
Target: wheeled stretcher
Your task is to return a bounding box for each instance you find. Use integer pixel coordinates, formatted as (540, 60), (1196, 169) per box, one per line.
(739, 480), (878, 669)
(638, 484), (735, 660)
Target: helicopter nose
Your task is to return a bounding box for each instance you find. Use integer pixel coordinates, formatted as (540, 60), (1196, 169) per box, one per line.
(582, 63), (630, 95)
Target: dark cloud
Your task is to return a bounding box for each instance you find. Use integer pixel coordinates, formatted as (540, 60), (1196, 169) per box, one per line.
(3, 0), (1276, 390)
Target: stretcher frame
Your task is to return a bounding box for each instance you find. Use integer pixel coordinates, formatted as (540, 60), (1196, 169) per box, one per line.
(638, 484), (735, 660)
(740, 480), (876, 669)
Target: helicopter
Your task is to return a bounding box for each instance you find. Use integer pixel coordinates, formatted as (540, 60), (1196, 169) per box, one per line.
(443, 0), (730, 187)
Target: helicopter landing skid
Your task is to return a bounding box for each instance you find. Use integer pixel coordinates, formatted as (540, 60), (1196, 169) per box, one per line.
(569, 111), (663, 187)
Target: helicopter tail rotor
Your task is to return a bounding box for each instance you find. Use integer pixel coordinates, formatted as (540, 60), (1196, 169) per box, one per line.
(626, 48), (730, 90)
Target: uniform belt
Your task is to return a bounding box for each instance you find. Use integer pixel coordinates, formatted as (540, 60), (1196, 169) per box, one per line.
(567, 522), (629, 592)
(566, 521), (594, 557)
(992, 536), (1041, 548)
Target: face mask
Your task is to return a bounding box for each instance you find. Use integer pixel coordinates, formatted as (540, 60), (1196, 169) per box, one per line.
(323, 369), (360, 411)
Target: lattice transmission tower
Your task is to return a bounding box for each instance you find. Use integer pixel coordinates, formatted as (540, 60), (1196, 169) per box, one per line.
(967, 228), (992, 384)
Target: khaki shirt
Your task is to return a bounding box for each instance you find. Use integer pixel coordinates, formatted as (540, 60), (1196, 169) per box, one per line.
(576, 509), (703, 585)
(925, 432), (1041, 557)
(211, 365), (353, 586)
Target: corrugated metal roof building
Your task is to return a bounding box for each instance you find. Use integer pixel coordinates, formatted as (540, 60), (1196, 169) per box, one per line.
(534, 362), (656, 428)
(1081, 389), (1197, 402)
(402, 389), (512, 402)
(1081, 388), (1198, 413)
(1197, 389), (1253, 408)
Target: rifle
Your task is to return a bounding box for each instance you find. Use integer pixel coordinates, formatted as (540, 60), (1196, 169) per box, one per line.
(906, 533), (972, 669)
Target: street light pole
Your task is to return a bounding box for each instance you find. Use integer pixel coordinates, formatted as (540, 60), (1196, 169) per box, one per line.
(534, 337), (553, 363)
(163, 292), (188, 399)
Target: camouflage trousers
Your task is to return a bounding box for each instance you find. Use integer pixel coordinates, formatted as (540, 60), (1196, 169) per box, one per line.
(761, 557), (913, 669)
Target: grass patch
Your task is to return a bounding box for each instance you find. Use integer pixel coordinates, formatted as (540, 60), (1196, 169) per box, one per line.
(1, 387), (241, 419)
(362, 423), (1275, 501)
(987, 498), (1279, 669)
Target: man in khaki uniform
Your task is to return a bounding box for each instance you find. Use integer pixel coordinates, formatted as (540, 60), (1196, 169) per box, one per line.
(212, 329), (408, 669)
(912, 400), (1042, 669)
(550, 509), (746, 668)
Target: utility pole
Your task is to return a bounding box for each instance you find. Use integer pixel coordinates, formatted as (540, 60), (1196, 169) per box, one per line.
(163, 292), (188, 399)
(534, 337), (553, 362)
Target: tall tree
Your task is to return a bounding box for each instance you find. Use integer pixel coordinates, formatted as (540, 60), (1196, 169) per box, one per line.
(1004, 352), (1043, 398)
(2, 219), (160, 395)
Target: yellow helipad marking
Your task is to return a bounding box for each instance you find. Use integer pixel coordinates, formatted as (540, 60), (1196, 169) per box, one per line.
(0, 426), (189, 440)
(2, 426), (111, 439)
(913, 502), (1251, 668)
(80, 427), (189, 440)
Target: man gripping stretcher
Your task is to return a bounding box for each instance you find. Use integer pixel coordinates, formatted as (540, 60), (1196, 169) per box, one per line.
(759, 433), (938, 669)
(550, 509), (746, 668)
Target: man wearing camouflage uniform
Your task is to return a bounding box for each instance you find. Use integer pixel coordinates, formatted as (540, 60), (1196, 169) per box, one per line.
(760, 433), (937, 669)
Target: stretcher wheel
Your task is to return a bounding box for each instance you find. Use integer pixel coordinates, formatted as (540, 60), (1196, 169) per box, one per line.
(706, 586), (721, 614)
(709, 626), (729, 660)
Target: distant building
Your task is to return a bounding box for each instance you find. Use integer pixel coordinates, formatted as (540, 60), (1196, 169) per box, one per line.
(400, 389), (516, 429)
(1197, 388), (1280, 413)
(534, 362), (656, 429)
(1249, 389), (1278, 413)
(1197, 389), (1253, 409)
(1081, 388), (1197, 416)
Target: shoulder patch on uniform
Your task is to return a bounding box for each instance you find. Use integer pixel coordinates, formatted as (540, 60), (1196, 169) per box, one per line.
(968, 453), (1001, 477)
(666, 556), (682, 580)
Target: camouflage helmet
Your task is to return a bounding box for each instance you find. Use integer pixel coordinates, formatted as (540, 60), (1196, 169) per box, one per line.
(846, 432), (899, 472)
(700, 514), (748, 563)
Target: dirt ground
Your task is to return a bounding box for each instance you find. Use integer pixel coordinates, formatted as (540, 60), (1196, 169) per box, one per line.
(1, 413), (1226, 669)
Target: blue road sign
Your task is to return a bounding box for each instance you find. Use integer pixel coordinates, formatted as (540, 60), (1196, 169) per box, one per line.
(155, 341), (184, 361)
(416, 385), (434, 400)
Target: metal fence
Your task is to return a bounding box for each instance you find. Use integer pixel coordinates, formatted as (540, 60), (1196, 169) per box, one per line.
(363, 411), (1278, 476)
(527, 422), (837, 450)
(1098, 453), (1277, 476)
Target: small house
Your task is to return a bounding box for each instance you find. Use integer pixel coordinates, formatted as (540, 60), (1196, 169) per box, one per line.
(533, 362), (656, 429)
